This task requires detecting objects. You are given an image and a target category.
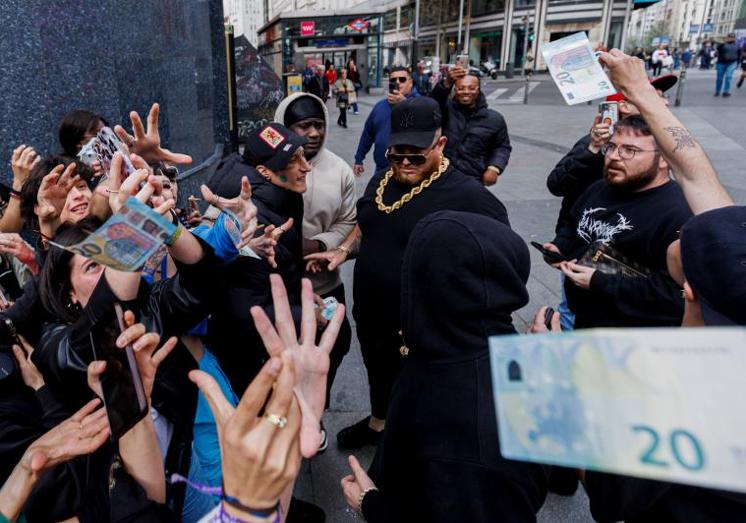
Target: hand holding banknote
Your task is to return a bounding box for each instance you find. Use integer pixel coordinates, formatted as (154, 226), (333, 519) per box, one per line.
(108, 153), (173, 217)
(598, 50), (658, 106)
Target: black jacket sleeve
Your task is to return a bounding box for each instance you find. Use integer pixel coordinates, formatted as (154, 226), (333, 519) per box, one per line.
(584, 472), (671, 522)
(487, 114), (512, 172)
(430, 81), (451, 119)
(546, 135), (603, 197)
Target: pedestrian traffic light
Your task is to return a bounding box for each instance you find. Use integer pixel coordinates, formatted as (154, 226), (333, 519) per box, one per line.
(528, 33), (535, 43)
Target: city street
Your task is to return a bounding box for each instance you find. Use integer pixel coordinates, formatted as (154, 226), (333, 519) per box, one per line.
(293, 67), (746, 522)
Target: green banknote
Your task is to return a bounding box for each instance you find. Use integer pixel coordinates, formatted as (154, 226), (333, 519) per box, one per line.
(490, 328), (746, 493)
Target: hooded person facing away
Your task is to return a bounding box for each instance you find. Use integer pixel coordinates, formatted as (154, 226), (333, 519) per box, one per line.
(342, 210), (549, 522)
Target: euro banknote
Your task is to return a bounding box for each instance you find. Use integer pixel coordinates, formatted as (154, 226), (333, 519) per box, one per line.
(541, 32), (617, 105)
(50, 198), (176, 272)
(489, 328), (746, 493)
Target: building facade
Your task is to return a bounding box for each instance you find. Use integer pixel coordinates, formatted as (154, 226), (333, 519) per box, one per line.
(416, 0), (633, 72)
(224, 0), (265, 46)
(257, 8), (386, 89)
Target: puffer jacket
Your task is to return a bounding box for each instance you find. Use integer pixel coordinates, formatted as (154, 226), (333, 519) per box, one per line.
(431, 82), (512, 181)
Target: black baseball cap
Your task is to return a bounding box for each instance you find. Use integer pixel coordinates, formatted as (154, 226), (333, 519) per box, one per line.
(242, 123), (308, 172)
(389, 97), (442, 149)
(680, 205), (746, 326)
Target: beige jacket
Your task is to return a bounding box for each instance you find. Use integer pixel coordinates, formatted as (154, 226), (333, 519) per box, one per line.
(274, 93), (357, 294)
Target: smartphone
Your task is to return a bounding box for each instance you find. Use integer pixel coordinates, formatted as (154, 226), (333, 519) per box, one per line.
(530, 241), (566, 263)
(543, 307), (556, 330)
(456, 54), (470, 68)
(89, 303), (148, 439)
(4, 319), (22, 348)
(598, 101), (618, 135)
(389, 81), (399, 94)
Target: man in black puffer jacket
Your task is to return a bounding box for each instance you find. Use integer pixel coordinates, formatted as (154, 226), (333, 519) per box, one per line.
(430, 66), (511, 186)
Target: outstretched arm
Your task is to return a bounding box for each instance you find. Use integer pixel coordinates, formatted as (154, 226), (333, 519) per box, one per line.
(600, 50), (732, 214)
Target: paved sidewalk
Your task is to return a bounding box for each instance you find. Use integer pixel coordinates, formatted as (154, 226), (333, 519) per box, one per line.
(294, 77), (745, 521)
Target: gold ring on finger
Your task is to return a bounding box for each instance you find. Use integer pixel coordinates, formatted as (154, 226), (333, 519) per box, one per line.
(264, 413), (287, 429)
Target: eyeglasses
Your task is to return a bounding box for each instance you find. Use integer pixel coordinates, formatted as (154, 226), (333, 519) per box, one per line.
(390, 76), (408, 83)
(602, 142), (659, 160)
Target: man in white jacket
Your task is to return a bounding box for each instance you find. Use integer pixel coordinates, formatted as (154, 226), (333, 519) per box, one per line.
(274, 93), (356, 451)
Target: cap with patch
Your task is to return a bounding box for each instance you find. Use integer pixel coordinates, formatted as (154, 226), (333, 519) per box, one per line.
(242, 123), (308, 172)
(606, 74), (678, 102)
(389, 97), (442, 149)
(680, 205), (746, 326)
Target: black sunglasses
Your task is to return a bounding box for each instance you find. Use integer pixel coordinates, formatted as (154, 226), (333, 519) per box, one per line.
(390, 76), (408, 83)
(387, 153), (427, 165)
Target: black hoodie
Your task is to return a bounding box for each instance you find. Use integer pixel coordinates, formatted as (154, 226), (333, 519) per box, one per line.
(367, 211), (548, 522)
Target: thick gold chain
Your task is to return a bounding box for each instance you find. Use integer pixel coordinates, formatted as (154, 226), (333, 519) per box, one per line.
(375, 157), (450, 214)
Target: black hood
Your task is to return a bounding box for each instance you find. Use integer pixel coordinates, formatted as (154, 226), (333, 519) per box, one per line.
(400, 210), (529, 363)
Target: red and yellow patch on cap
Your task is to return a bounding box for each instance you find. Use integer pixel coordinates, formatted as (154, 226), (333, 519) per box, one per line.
(259, 126), (285, 149)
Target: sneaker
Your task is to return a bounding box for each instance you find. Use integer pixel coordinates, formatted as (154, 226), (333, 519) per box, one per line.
(287, 497), (326, 523)
(317, 422), (328, 454)
(337, 416), (382, 450)
(723, 92), (731, 97)
(353, 111), (360, 115)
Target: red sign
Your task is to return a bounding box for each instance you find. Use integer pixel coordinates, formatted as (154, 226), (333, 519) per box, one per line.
(300, 21), (315, 36)
(348, 18), (369, 32)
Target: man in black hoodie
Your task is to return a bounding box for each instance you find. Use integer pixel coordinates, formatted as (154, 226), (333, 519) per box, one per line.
(334, 97), (510, 449)
(430, 66), (511, 186)
(544, 115), (691, 329)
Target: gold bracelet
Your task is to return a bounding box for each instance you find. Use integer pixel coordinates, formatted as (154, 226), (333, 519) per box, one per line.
(357, 486), (378, 513)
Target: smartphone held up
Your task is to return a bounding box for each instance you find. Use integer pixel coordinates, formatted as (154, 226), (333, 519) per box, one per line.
(89, 303), (148, 439)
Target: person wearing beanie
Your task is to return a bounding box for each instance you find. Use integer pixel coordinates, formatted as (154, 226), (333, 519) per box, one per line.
(274, 92), (356, 451)
(340, 211), (549, 522)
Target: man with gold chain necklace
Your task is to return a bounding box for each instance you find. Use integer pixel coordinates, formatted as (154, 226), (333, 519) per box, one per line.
(306, 97), (511, 449)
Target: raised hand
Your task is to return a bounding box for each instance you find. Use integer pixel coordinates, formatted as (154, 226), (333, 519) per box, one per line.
(107, 153), (173, 216)
(37, 163), (80, 236)
(249, 218), (293, 269)
(12, 339), (44, 391)
(598, 50), (654, 102)
(114, 103), (193, 165)
(304, 247), (348, 273)
(200, 176), (258, 249)
(22, 399), (110, 479)
(250, 275), (345, 458)
(189, 354), (302, 518)
(10, 145), (41, 189)
(0, 233), (37, 269)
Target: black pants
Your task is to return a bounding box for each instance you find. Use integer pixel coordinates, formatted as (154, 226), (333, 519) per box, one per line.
(354, 310), (404, 420)
(321, 283), (352, 408)
(337, 106), (347, 127)
(652, 62), (662, 76)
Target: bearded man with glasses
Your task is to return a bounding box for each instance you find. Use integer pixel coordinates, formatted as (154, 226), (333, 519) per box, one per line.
(543, 115), (692, 331)
(316, 97), (510, 449)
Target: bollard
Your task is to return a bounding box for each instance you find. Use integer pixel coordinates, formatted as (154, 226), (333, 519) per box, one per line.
(523, 74), (529, 105)
(674, 68), (686, 107)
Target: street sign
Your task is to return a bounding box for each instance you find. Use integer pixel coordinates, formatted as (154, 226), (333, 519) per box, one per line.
(301, 21), (315, 36)
(689, 24), (700, 33)
(348, 18), (369, 32)
(660, 36), (670, 44)
(652, 37), (659, 45)
(703, 23), (714, 32)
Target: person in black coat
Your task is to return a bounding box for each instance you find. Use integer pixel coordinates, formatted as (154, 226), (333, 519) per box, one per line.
(304, 66), (329, 102)
(205, 124), (311, 395)
(430, 66), (511, 186)
(335, 97), (510, 450)
(341, 210), (548, 522)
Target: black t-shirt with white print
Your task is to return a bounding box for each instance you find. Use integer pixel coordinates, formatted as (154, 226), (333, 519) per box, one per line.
(553, 179), (692, 328)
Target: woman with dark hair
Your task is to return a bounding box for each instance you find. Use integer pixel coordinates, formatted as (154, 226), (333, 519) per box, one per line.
(58, 110), (108, 158)
(341, 210), (549, 522)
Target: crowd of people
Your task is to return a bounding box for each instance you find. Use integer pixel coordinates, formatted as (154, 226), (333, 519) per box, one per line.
(633, 33), (746, 96)
(0, 46), (744, 523)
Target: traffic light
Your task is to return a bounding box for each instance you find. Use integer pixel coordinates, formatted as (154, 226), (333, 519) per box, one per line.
(528, 33), (535, 43)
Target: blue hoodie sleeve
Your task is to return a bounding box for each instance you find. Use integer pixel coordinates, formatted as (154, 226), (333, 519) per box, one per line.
(192, 213), (239, 264)
(355, 108), (376, 164)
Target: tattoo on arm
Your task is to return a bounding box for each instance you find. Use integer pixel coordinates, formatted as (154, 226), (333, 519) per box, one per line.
(664, 127), (698, 153)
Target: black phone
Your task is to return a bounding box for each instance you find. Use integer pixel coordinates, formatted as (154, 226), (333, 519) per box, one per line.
(530, 241), (566, 263)
(543, 307), (556, 330)
(389, 81), (399, 94)
(89, 303), (148, 439)
(4, 319), (22, 348)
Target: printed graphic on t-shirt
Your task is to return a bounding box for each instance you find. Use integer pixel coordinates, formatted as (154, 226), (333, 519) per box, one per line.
(577, 207), (633, 244)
